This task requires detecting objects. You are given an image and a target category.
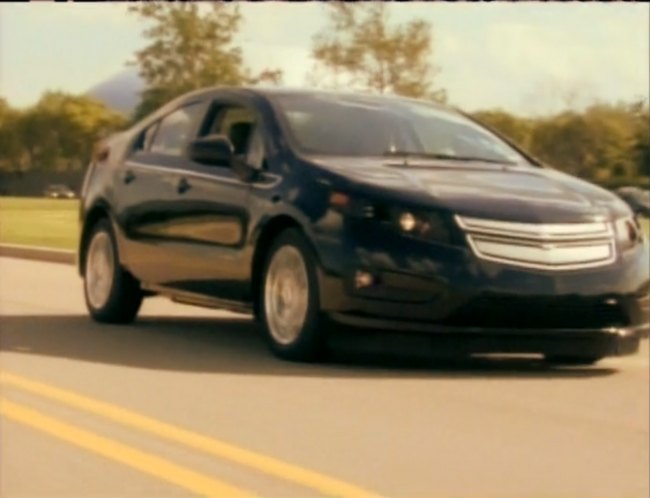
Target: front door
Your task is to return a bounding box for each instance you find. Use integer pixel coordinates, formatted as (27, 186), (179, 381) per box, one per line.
(145, 99), (267, 301)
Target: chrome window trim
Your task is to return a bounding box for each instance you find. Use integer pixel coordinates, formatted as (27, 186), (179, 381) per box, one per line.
(123, 160), (281, 190)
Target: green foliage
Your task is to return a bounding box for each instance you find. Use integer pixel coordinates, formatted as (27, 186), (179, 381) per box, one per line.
(129, 3), (283, 121)
(472, 110), (534, 149)
(0, 98), (23, 172)
(627, 101), (650, 178)
(530, 103), (646, 181)
(472, 102), (649, 186)
(310, 2), (445, 102)
(0, 93), (126, 173)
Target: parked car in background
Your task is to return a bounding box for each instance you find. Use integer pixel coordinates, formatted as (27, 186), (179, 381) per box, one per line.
(78, 87), (649, 364)
(44, 184), (76, 199)
(615, 186), (650, 218)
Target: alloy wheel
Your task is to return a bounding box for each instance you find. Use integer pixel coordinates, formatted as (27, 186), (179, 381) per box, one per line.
(85, 231), (115, 309)
(264, 245), (309, 345)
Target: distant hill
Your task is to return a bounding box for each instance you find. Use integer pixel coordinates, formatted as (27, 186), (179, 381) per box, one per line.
(86, 68), (143, 115)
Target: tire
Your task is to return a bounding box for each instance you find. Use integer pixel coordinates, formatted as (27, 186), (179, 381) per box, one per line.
(259, 229), (327, 361)
(83, 219), (143, 323)
(544, 355), (602, 366)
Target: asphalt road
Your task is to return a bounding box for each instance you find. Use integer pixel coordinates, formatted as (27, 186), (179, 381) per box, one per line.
(1, 256), (648, 498)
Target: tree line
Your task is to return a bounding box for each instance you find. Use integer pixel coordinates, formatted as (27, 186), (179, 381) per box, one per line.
(474, 102), (649, 187)
(0, 2), (648, 188)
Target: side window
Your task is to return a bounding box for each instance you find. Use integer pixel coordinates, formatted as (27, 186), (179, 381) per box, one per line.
(142, 123), (159, 151)
(133, 122), (160, 153)
(130, 122), (157, 154)
(150, 103), (204, 156)
(201, 104), (264, 168)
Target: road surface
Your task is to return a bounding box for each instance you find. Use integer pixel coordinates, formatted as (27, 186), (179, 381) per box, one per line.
(1, 256), (648, 498)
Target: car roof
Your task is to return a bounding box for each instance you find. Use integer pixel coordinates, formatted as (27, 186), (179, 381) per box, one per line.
(177, 85), (451, 110)
(133, 86), (457, 132)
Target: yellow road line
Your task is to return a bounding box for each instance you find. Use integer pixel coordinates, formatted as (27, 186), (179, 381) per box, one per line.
(0, 372), (382, 498)
(0, 399), (252, 498)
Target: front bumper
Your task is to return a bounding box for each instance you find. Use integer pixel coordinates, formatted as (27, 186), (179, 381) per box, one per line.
(327, 311), (645, 357)
(314, 221), (649, 358)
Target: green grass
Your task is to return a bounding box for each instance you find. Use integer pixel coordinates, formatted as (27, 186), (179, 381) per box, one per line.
(0, 196), (648, 252)
(0, 197), (79, 250)
(640, 218), (650, 238)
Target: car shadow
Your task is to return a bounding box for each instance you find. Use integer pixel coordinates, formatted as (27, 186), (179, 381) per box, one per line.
(0, 315), (619, 379)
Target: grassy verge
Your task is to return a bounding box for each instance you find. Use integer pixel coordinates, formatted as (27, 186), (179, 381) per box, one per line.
(640, 218), (650, 238)
(0, 197), (79, 251)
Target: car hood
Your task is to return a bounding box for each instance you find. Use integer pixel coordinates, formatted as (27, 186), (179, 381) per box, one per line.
(308, 156), (631, 223)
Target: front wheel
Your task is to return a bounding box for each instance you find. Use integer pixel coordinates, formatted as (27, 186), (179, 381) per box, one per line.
(260, 229), (327, 361)
(83, 219), (143, 323)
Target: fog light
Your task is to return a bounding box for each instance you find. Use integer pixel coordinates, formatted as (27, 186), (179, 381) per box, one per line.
(355, 270), (375, 289)
(399, 212), (417, 232)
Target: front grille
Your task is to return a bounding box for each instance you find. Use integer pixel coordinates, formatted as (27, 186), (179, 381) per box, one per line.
(456, 215), (616, 271)
(444, 296), (628, 329)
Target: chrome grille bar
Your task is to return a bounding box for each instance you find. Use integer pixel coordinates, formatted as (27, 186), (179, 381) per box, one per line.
(455, 215), (617, 271)
(456, 216), (613, 241)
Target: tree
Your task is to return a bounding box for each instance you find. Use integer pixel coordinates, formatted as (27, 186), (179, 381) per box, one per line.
(0, 98), (23, 172)
(472, 110), (533, 149)
(310, 2), (445, 101)
(625, 100), (650, 178)
(16, 92), (126, 172)
(471, 102), (649, 186)
(129, 3), (282, 120)
(529, 104), (641, 181)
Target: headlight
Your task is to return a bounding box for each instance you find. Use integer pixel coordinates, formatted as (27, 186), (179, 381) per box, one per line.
(614, 216), (642, 251)
(329, 191), (453, 244)
(392, 208), (452, 244)
(398, 212), (417, 232)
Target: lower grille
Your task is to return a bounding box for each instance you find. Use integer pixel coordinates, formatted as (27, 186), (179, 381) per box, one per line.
(444, 296), (629, 329)
(456, 215), (617, 271)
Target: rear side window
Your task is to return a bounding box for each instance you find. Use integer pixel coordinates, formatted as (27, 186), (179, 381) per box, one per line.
(132, 122), (159, 153)
(150, 103), (204, 156)
(142, 123), (159, 151)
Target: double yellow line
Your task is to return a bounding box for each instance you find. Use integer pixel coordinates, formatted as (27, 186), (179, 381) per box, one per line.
(0, 371), (382, 498)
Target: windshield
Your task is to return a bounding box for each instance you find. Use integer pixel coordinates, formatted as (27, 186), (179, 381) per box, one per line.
(272, 93), (528, 165)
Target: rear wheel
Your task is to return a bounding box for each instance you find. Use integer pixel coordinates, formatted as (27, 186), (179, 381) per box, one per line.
(544, 355), (602, 366)
(83, 219), (142, 323)
(260, 229), (326, 361)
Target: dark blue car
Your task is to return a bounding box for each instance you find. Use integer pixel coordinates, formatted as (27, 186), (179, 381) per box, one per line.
(78, 88), (649, 363)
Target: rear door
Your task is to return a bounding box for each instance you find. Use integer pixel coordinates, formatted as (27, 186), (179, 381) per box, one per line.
(115, 100), (208, 283)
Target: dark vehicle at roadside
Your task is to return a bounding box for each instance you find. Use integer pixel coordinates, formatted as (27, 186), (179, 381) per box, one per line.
(44, 184), (76, 199)
(615, 186), (650, 218)
(78, 87), (649, 364)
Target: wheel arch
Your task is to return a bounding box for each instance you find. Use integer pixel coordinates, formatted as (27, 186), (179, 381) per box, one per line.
(250, 214), (321, 318)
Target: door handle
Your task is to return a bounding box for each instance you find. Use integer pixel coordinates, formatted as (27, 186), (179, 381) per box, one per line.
(122, 170), (136, 185)
(177, 177), (191, 194)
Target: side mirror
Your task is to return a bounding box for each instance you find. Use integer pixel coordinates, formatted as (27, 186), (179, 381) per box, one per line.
(188, 134), (234, 167)
(188, 133), (259, 182)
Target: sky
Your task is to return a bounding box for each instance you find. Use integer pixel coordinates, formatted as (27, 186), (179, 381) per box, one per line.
(0, 2), (648, 116)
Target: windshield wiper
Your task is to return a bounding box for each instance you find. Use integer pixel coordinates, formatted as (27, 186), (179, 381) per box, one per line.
(382, 149), (517, 165)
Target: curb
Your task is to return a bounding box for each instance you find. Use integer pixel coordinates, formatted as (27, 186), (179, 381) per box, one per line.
(0, 243), (75, 265)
